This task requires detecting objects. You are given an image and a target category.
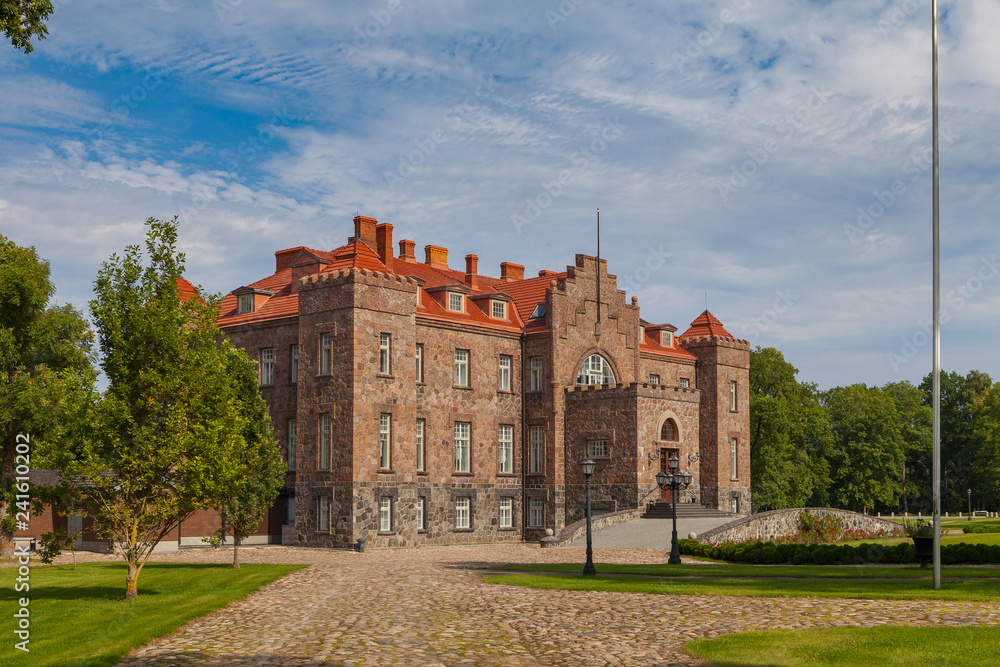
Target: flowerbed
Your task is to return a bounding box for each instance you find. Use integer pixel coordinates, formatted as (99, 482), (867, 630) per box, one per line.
(757, 510), (895, 545)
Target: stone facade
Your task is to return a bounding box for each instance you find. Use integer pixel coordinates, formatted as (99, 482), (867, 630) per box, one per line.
(216, 215), (752, 549)
(696, 507), (906, 545)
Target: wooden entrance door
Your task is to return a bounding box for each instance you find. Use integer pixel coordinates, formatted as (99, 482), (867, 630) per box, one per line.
(659, 448), (680, 501)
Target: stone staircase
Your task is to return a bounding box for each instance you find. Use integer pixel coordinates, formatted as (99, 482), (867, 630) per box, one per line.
(641, 501), (735, 520)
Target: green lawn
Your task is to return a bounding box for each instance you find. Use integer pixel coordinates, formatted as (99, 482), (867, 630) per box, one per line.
(686, 626), (1000, 666)
(841, 532), (1000, 548)
(0, 561), (304, 667)
(488, 562), (1000, 579)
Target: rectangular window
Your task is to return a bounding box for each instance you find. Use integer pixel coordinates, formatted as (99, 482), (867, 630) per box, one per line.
(417, 496), (426, 530)
(454, 421), (471, 472)
(529, 357), (543, 392)
(449, 292), (463, 311)
(318, 496), (330, 532)
(731, 437), (738, 479)
(498, 355), (511, 391)
(492, 300), (506, 319)
(380, 413), (392, 469)
(416, 419), (426, 472)
(320, 333), (331, 374)
(455, 497), (470, 529)
(648, 374), (659, 385)
(415, 343), (424, 383)
(498, 424), (513, 474)
(286, 496), (295, 525)
(454, 349), (469, 387)
(663, 332), (673, 346)
(529, 425), (544, 474)
(379, 333), (391, 374)
(730, 380), (738, 411)
(261, 348), (274, 386)
(238, 293), (252, 314)
(680, 377), (690, 388)
(528, 498), (544, 527)
(287, 418), (297, 470)
(290, 344), (299, 384)
(587, 439), (608, 458)
(499, 498), (513, 528)
(319, 414), (331, 469)
(379, 497), (392, 532)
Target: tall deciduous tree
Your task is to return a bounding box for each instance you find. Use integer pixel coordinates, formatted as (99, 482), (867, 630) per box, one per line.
(823, 384), (904, 513)
(205, 345), (286, 568)
(57, 217), (245, 599)
(748, 347), (830, 511)
(0, 234), (94, 557)
(1, 0), (53, 53)
(972, 382), (1000, 510)
(882, 380), (932, 514)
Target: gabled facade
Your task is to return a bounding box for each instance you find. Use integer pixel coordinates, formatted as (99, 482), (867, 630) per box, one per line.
(217, 216), (751, 549)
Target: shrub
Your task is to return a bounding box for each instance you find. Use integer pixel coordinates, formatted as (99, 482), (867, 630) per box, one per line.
(963, 525), (1000, 534)
(678, 538), (1000, 566)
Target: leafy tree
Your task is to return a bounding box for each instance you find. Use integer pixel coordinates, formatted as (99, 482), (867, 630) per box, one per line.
(748, 347), (831, 511)
(823, 384), (904, 513)
(973, 382), (1000, 511)
(54, 217), (246, 599)
(0, 234), (94, 557)
(1, 0), (53, 53)
(204, 345), (286, 568)
(882, 381), (932, 514)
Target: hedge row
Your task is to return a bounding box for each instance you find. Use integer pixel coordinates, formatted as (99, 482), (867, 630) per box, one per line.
(678, 539), (1000, 565)
(962, 524), (1000, 534)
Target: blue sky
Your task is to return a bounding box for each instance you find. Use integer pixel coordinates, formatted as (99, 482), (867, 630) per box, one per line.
(2, 0), (998, 390)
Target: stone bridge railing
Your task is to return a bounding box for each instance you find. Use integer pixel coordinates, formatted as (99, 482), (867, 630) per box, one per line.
(695, 507), (905, 545)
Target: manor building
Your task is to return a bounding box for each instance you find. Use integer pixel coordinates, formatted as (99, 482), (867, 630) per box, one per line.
(217, 216), (751, 548)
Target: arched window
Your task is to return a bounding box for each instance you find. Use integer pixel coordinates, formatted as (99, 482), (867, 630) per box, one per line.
(660, 419), (678, 441)
(576, 353), (616, 385)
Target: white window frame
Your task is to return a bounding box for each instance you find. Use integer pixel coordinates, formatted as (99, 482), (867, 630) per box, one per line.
(730, 380), (738, 411)
(680, 377), (690, 388)
(319, 413), (331, 469)
(455, 497), (470, 529)
(528, 498), (544, 527)
(529, 425), (544, 474)
(587, 439), (608, 458)
(499, 497), (513, 528)
(290, 344), (299, 384)
(577, 353), (615, 385)
(663, 332), (673, 347)
(454, 349), (469, 387)
(648, 374), (659, 385)
(498, 355), (511, 391)
(415, 343), (424, 383)
(417, 496), (426, 530)
(287, 418), (297, 470)
(318, 496), (330, 532)
(380, 413), (392, 469)
(320, 333), (331, 374)
(416, 418), (426, 472)
(529, 357), (543, 392)
(261, 348), (274, 386)
(498, 424), (513, 474)
(731, 437), (738, 480)
(379, 497), (392, 532)
(238, 293), (253, 314)
(492, 300), (506, 319)
(379, 333), (391, 374)
(454, 421), (471, 473)
(448, 292), (464, 312)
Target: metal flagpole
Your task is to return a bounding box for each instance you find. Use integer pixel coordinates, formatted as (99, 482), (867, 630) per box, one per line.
(596, 208), (601, 326)
(931, 0), (942, 590)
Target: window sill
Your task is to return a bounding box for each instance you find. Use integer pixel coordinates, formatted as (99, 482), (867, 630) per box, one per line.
(378, 531), (396, 536)
(377, 373), (394, 379)
(453, 385), (473, 391)
(417, 529), (428, 534)
(498, 526), (516, 531)
(497, 389), (514, 394)
(453, 528), (473, 533)
(527, 472), (546, 477)
(453, 472), (474, 477)
(378, 468), (395, 474)
(416, 381), (427, 386)
(497, 472), (517, 478)
(417, 470), (429, 476)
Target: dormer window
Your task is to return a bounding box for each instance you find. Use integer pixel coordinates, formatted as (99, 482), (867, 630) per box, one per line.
(449, 293), (464, 312)
(663, 332), (672, 347)
(238, 294), (253, 314)
(492, 300), (506, 319)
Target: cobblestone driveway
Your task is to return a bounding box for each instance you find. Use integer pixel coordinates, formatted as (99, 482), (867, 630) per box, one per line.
(74, 544), (1000, 666)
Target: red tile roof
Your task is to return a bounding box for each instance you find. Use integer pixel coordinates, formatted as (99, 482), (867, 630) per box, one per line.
(679, 310), (734, 339)
(176, 277), (198, 302)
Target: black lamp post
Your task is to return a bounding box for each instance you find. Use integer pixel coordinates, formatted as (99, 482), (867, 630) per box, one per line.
(968, 488), (972, 521)
(581, 458), (597, 576)
(655, 454), (693, 565)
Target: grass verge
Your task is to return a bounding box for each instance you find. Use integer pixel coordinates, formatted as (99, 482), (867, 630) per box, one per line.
(0, 561), (304, 667)
(487, 562), (1000, 579)
(685, 626), (1000, 666)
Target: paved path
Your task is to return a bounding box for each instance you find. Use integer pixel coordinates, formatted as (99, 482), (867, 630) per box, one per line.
(49, 544), (1000, 666)
(562, 516), (736, 550)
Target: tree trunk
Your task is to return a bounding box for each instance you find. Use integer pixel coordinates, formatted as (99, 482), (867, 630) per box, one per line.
(233, 536), (241, 569)
(0, 515), (13, 559)
(125, 560), (139, 599)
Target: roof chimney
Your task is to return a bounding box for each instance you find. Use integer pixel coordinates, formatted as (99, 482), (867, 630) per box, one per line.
(353, 215), (378, 250)
(501, 262), (524, 281)
(398, 239), (415, 262)
(375, 223), (393, 267)
(424, 245), (449, 269)
(464, 254), (479, 289)
(538, 270), (558, 278)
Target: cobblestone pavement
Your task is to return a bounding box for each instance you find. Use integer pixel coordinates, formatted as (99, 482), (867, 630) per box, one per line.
(48, 545), (1000, 666)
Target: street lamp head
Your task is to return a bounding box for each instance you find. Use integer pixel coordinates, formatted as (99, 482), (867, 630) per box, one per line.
(681, 470), (693, 487)
(581, 458), (597, 477)
(668, 453), (679, 472)
(655, 470), (669, 487)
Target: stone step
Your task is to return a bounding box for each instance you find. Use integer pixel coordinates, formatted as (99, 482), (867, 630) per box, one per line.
(640, 502), (734, 520)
